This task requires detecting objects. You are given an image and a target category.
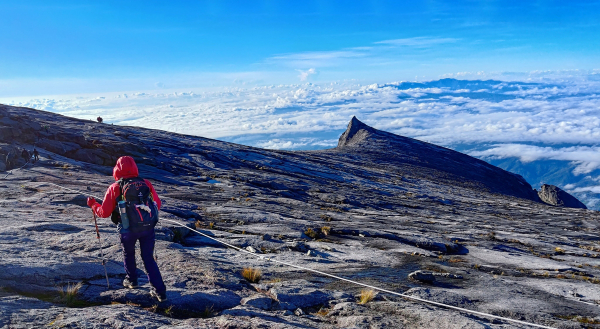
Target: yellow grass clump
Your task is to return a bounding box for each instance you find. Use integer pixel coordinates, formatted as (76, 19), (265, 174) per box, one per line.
(358, 289), (377, 304)
(241, 268), (262, 283)
(57, 282), (83, 306)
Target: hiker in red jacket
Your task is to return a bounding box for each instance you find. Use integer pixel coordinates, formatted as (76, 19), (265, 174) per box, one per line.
(87, 156), (167, 302)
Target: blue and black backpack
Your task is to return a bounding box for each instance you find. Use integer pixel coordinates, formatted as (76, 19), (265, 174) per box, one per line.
(114, 177), (159, 232)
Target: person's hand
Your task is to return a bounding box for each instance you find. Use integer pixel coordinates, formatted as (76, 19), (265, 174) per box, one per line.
(87, 197), (97, 208)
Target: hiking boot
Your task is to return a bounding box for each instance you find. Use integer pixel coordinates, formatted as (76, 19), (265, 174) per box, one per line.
(122, 277), (138, 289)
(151, 290), (167, 302)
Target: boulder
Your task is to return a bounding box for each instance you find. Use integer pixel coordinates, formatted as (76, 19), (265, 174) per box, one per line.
(0, 144), (24, 171)
(240, 294), (273, 310)
(538, 184), (587, 209)
(408, 270), (436, 283)
(269, 279), (334, 310)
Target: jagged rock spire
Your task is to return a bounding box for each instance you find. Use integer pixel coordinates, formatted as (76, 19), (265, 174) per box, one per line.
(337, 116), (376, 147)
(538, 184), (587, 209)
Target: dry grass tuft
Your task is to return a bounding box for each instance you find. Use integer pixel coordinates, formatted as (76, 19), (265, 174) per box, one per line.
(321, 226), (331, 236)
(316, 308), (330, 316)
(358, 289), (377, 304)
(555, 247), (565, 254)
(319, 214), (333, 222)
(304, 228), (319, 239)
(241, 268), (262, 283)
(57, 282), (83, 306)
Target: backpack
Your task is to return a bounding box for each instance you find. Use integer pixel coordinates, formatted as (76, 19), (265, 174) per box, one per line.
(114, 177), (159, 232)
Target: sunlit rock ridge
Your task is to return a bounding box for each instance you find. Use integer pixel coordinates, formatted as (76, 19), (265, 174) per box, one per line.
(0, 104), (598, 328)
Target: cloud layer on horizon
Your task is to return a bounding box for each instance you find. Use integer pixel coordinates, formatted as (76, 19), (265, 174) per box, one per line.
(3, 75), (600, 206)
(6, 75), (599, 147)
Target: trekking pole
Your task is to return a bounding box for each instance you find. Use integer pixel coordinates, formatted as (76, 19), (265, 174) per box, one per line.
(92, 210), (110, 289)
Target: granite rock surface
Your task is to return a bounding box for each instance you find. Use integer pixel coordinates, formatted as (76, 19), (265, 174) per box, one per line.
(0, 105), (598, 328)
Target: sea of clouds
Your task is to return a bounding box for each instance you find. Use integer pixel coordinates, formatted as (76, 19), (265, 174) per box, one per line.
(3, 74), (600, 207)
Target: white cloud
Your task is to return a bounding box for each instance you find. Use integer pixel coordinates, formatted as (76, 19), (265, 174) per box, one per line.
(469, 144), (600, 175)
(572, 186), (600, 193)
(297, 68), (317, 81)
(268, 50), (366, 67)
(267, 35), (457, 68)
(3, 75), (600, 171)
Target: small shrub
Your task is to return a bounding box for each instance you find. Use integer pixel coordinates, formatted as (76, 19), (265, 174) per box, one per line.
(241, 268), (262, 283)
(555, 247), (565, 254)
(358, 289), (377, 304)
(321, 226), (331, 236)
(209, 222), (214, 229)
(57, 282), (83, 306)
(164, 305), (175, 317)
(316, 308), (330, 316)
(200, 305), (214, 318)
(304, 228), (319, 239)
(319, 214), (333, 222)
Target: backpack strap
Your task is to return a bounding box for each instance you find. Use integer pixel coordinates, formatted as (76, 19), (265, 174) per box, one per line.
(117, 178), (125, 202)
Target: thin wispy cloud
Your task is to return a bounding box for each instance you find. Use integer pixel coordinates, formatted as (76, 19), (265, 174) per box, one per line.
(4, 73), (600, 207)
(267, 36), (457, 68)
(374, 37), (458, 47)
(268, 50), (366, 68)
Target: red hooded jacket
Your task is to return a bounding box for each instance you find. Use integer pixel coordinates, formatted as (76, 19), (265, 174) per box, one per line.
(91, 156), (161, 218)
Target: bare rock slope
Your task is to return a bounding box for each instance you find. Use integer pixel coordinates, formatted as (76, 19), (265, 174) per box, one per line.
(1, 104), (599, 329)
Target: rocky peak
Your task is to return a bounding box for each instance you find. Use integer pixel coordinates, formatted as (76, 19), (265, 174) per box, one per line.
(337, 116), (377, 147)
(538, 184), (587, 209)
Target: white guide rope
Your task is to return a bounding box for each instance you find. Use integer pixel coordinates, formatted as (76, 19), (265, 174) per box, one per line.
(40, 181), (554, 328)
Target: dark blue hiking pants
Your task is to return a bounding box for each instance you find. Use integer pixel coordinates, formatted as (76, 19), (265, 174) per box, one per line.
(120, 229), (166, 293)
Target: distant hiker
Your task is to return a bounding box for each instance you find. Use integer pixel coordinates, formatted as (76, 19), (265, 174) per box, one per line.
(97, 116), (103, 123)
(33, 148), (39, 163)
(87, 156), (167, 302)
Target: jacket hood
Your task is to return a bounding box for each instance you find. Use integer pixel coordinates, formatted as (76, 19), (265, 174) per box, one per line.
(113, 156), (139, 181)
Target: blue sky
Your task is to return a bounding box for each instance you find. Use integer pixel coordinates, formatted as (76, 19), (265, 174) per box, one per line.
(1, 0), (599, 96)
(2, 1), (600, 207)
